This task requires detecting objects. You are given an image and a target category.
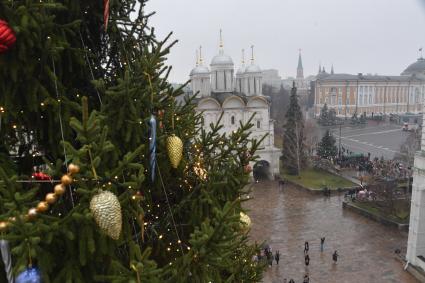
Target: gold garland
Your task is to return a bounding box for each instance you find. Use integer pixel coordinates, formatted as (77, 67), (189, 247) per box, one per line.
(0, 164), (80, 231)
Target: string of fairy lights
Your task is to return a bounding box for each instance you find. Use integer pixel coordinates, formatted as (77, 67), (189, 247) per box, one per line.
(1, 4), (254, 271)
(0, 7), (205, 265)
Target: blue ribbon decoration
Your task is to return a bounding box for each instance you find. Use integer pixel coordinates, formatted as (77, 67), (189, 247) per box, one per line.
(149, 115), (157, 182)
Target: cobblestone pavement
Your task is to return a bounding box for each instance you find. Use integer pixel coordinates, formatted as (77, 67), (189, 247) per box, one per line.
(244, 181), (418, 283)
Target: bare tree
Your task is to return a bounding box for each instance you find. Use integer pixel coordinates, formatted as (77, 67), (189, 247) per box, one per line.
(304, 119), (319, 159)
(368, 178), (398, 215)
(395, 128), (421, 166)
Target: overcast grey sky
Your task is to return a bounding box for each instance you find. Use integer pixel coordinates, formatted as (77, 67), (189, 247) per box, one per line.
(145, 0), (425, 83)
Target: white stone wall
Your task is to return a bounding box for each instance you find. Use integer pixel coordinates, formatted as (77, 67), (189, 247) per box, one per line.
(190, 74), (211, 97)
(407, 154), (425, 269)
(197, 95), (280, 177)
(210, 67), (234, 93)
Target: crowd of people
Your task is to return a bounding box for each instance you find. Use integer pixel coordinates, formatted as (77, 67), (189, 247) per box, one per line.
(254, 237), (340, 282)
(366, 158), (411, 180)
(338, 153), (412, 181)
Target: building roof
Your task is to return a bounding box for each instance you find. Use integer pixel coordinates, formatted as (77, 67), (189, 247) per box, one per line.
(210, 52), (234, 66)
(316, 73), (425, 83)
(402, 57), (425, 75)
(190, 65), (210, 76)
(236, 66), (246, 75)
(245, 64), (261, 73)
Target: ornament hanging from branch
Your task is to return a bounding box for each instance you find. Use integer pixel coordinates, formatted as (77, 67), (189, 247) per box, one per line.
(240, 212), (251, 232)
(31, 172), (51, 181)
(16, 266), (42, 283)
(166, 101), (183, 168)
(0, 240), (13, 283)
(158, 109), (165, 130)
(90, 190), (122, 240)
(103, 0), (110, 31)
(0, 20), (16, 54)
(144, 72), (157, 182)
(167, 134), (183, 169)
(149, 115), (157, 182)
(244, 164), (252, 174)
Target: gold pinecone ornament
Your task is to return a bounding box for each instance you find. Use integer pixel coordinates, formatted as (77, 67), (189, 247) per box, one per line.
(166, 134), (183, 168)
(240, 212), (251, 232)
(90, 190), (122, 240)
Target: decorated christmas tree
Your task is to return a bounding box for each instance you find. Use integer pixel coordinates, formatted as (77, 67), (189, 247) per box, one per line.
(0, 0), (264, 282)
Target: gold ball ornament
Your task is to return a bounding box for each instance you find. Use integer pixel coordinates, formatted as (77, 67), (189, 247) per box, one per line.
(54, 184), (66, 196)
(240, 212), (251, 232)
(166, 134), (183, 168)
(46, 193), (57, 204)
(61, 174), (73, 185)
(36, 201), (49, 212)
(68, 163), (80, 174)
(0, 222), (8, 231)
(244, 165), (252, 174)
(131, 191), (143, 201)
(90, 190), (122, 240)
(27, 208), (38, 219)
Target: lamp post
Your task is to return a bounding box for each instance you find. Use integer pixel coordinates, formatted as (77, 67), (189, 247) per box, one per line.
(338, 122), (342, 159)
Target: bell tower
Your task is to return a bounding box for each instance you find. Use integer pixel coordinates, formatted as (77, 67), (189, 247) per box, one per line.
(296, 49), (304, 79)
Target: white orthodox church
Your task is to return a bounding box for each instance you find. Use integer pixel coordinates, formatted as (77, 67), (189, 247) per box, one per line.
(188, 33), (280, 176)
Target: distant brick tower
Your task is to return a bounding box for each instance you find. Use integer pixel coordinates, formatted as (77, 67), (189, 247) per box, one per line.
(296, 49), (304, 79)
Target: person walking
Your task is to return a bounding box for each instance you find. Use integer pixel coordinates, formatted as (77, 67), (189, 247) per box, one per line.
(333, 250), (339, 264)
(304, 241), (309, 254)
(289, 279), (295, 283)
(267, 250), (273, 267)
(303, 274), (310, 283)
(304, 254), (310, 266)
(275, 250), (280, 265)
(320, 237), (325, 252)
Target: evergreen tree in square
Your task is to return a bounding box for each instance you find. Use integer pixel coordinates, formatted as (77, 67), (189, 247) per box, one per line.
(317, 129), (338, 160)
(281, 82), (306, 175)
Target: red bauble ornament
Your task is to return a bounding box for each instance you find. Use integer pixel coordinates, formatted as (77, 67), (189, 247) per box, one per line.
(32, 172), (51, 181)
(244, 165), (252, 174)
(0, 20), (16, 54)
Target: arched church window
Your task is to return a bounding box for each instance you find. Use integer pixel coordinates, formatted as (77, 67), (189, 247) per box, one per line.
(231, 116), (235, 125)
(257, 120), (261, 129)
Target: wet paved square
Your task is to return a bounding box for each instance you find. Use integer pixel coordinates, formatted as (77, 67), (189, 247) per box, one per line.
(244, 181), (418, 283)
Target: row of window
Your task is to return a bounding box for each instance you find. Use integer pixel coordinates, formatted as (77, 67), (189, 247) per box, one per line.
(235, 77), (262, 94)
(212, 70), (234, 90)
(317, 105), (420, 116)
(321, 85), (425, 96)
(321, 86), (425, 106)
